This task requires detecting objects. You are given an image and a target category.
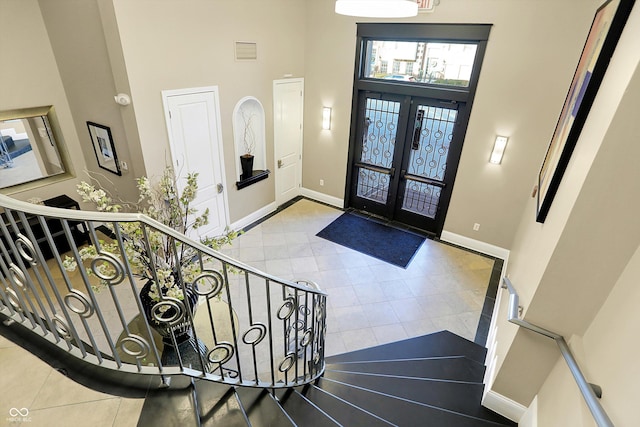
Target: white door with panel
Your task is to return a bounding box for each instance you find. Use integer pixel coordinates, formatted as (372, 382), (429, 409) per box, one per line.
(273, 78), (304, 206)
(163, 87), (228, 239)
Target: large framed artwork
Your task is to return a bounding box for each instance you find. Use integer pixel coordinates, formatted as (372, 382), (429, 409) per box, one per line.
(536, 0), (635, 223)
(87, 121), (121, 176)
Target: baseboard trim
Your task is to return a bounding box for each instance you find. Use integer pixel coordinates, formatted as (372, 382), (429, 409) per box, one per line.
(440, 230), (510, 260)
(229, 202), (278, 231)
(482, 389), (527, 423)
(300, 188), (344, 209)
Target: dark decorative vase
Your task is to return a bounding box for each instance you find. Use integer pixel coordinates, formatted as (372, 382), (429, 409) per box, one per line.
(240, 154), (254, 180)
(139, 280), (210, 371)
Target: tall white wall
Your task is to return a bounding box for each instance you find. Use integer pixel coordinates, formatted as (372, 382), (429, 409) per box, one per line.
(488, 2), (640, 414)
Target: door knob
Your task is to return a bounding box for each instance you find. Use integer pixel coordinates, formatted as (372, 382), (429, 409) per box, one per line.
(278, 159), (283, 169)
(217, 183), (224, 194)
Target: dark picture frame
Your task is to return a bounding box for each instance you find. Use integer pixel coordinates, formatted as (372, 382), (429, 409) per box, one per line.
(536, 0), (635, 223)
(87, 121), (121, 176)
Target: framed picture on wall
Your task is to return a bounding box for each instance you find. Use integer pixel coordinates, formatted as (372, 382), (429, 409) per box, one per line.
(87, 121), (121, 176)
(536, 0), (635, 223)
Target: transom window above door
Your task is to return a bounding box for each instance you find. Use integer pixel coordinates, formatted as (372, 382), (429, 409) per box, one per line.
(363, 40), (479, 87)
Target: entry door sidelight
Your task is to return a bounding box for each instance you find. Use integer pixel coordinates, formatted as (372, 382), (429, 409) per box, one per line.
(348, 93), (463, 235)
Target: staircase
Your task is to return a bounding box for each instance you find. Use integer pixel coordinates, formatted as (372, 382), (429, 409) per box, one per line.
(138, 331), (516, 426)
(0, 195), (516, 426)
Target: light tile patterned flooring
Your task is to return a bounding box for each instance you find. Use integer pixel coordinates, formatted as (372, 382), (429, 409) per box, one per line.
(221, 199), (494, 356)
(0, 198), (494, 426)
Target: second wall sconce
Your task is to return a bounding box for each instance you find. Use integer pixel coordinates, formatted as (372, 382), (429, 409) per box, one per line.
(322, 107), (332, 130)
(490, 135), (508, 164)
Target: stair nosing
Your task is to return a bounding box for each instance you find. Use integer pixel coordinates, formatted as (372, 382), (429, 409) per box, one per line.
(291, 389), (342, 426)
(308, 383), (398, 427)
(324, 369), (483, 385)
(320, 377), (509, 426)
(262, 390), (299, 426)
(233, 389), (253, 426)
(326, 355), (471, 364)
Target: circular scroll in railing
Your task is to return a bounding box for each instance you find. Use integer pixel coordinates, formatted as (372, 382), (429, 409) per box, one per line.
(242, 324), (267, 346)
(5, 288), (23, 312)
(8, 264), (28, 289)
(298, 304), (311, 317)
(90, 252), (125, 286)
(293, 319), (306, 331)
(276, 297), (296, 320)
(192, 270), (224, 298)
(53, 314), (72, 340)
(63, 289), (95, 318)
(300, 329), (314, 347)
(294, 279), (320, 291)
(15, 234), (38, 266)
(150, 298), (185, 325)
(207, 342), (234, 365)
(119, 334), (150, 359)
(278, 353), (296, 373)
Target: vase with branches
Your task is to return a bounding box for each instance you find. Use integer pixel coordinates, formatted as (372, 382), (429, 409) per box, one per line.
(239, 107), (256, 179)
(64, 167), (239, 337)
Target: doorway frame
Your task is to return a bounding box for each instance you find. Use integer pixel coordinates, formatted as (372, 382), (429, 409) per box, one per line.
(273, 77), (305, 207)
(344, 23), (491, 236)
(161, 85), (231, 234)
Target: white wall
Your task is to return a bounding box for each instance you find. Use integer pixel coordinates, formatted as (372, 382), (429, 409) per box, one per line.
(533, 241), (640, 426)
(487, 1), (640, 411)
(0, 0), (87, 200)
(110, 0), (306, 222)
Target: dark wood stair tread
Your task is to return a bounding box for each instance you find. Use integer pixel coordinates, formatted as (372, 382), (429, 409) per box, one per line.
(326, 356), (486, 383)
(300, 384), (395, 427)
(315, 377), (511, 426)
(275, 388), (342, 426)
(325, 331), (487, 365)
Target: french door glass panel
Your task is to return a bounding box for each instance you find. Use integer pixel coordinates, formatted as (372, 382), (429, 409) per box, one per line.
(356, 98), (401, 204)
(400, 105), (457, 219)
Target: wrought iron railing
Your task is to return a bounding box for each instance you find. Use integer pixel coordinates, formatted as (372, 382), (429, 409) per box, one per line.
(0, 194), (327, 388)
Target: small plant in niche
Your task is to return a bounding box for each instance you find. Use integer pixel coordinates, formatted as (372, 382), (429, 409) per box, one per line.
(240, 107), (256, 179)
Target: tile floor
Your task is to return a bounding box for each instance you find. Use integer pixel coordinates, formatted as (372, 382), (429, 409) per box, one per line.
(0, 198), (496, 426)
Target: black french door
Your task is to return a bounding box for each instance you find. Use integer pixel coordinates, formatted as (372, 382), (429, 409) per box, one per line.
(348, 91), (464, 235)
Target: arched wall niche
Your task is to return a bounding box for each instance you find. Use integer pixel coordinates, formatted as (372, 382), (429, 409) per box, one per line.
(232, 96), (266, 180)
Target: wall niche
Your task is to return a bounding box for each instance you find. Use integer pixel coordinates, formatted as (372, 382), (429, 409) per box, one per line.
(233, 97), (267, 188)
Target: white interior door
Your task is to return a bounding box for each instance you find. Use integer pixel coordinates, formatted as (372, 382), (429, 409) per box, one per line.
(163, 87), (228, 239)
(273, 78), (304, 206)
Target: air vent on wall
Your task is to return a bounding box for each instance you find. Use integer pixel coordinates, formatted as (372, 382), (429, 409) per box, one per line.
(235, 41), (257, 61)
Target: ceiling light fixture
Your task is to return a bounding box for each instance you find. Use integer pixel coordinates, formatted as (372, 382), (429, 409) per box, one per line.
(335, 0), (419, 18)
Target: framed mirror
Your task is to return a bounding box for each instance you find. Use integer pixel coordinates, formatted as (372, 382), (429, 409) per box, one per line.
(0, 106), (71, 190)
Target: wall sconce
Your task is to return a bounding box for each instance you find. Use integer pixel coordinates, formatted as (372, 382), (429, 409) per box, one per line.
(490, 136), (508, 164)
(322, 107), (332, 130)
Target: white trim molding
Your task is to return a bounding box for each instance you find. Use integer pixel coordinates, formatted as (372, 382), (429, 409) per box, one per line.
(440, 230), (510, 260)
(300, 187), (344, 209)
(482, 389), (527, 423)
(230, 202), (277, 231)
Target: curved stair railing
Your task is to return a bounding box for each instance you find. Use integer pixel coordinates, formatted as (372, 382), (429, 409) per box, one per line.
(502, 277), (613, 427)
(0, 194), (327, 389)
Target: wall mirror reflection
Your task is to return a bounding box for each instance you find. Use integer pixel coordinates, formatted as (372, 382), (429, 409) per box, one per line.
(0, 106), (67, 189)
